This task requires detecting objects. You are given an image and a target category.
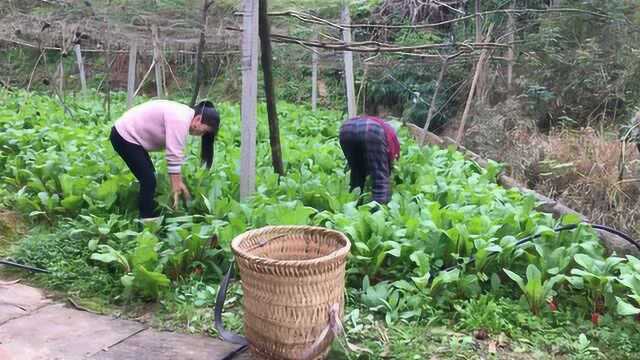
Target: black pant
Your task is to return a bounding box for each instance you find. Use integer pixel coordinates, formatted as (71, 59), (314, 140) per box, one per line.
(110, 127), (158, 218)
(339, 118), (391, 204)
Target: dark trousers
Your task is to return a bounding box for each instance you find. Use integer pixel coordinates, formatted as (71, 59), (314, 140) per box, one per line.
(109, 127), (158, 218)
(339, 118), (391, 204)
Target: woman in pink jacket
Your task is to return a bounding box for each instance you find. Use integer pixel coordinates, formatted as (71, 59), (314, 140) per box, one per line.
(109, 100), (220, 220)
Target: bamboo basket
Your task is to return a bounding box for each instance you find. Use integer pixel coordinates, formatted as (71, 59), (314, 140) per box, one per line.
(231, 226), (351, 360)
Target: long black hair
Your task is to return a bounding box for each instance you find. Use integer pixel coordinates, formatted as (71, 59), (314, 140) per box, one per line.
(194, 100), (220, 169)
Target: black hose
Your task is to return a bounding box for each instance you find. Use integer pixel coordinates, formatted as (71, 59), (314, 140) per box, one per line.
(438, 222), (640, 274)
(0, 259), (50, 273)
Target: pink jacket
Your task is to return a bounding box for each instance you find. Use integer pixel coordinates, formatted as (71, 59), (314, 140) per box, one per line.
(115, 100), (194, 173)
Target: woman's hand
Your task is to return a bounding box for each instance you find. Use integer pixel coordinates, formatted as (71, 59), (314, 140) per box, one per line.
(169, 173), (191, 209)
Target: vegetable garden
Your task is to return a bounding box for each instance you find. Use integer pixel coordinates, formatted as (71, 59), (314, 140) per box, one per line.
(1, 89), (640, 359)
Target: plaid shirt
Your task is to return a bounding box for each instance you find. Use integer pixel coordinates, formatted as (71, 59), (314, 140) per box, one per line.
(339, 117), (397, 204)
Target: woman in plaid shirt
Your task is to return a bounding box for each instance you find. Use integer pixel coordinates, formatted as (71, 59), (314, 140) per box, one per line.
(339, 116), (400, 204)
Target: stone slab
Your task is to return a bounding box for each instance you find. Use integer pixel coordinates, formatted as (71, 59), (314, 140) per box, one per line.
(90, 329), (250, 360)
(0, 303), (146, 360)
(0, 282), (50, 324)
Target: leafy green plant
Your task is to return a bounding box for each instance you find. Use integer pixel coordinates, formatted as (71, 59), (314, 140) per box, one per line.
(504, 264), (564, 315)
(616, 256), (640, 316)
(91, 231), (170, 300)
(568, 254), (625, 319)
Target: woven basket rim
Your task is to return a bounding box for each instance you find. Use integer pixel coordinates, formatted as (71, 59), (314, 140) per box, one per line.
(231, 225), (351, 267)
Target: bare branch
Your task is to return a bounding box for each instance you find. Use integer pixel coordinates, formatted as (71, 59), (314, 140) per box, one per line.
(237, 8), (610, 30)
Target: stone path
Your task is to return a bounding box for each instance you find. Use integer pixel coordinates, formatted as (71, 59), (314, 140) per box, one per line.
(0, 281), (250, 360)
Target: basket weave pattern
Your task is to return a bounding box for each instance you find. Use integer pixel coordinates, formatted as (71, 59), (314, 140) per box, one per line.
(231, 226), (351, 360)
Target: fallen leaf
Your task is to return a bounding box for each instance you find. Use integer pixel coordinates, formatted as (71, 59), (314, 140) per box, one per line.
(488, 340), (497, 354)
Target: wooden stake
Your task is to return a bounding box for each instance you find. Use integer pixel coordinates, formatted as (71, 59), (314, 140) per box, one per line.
(240, 0), (259, 200)
(311, 32), (319, 112)
(455, 24), (493, 145)
(57, 59), (64, 96)
(421, 57), (449, 146)
(74, 44), (87, 93)
(127, 42), (137, 108)
(507, 1), (515, 94)
(259, 0), (285, 176)
(474, 0), (487, 102)
(341, 5), (356, 119)
(27, 51), (44, 92)
(152, 25), (164, 98)
(104, 26), (112, 122)
(475, 0), (482, 43)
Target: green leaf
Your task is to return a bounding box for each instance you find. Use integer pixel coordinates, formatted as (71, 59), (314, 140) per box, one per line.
(561, 213), (582, 225)
(616, 297), (640, 316)
(90, 245), (130, 272)
(503, 268), (526, 292)
(409, 250), (430, 274)
(132, 265), (170, 300)
(61, 195), (83, 210)
(131, 232), (159, 269)
(88, 238), (99, 251)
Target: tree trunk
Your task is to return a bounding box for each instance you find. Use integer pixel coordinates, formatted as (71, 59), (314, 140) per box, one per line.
(190, 0), (213, 107)
(240, 0), (259, 200)
(259, 0), (285, 176)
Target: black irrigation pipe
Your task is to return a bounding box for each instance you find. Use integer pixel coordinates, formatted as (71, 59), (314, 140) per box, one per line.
(438, 223), (640, 275)
(0, 259), (50, 273)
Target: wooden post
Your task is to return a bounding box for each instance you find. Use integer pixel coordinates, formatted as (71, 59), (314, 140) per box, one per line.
(190, 0), (213, 107)
(57, 59), (64, 96)
(104, 27), (112, 122)
(475, 0), (482, 43)
(507, 1), (515, 94)
(240, 0), (259, 200)
(127, 42), (137, 108)
(311, 33), (319, 112)
(74, 44), (87, 93)
(456, 24), (493, 145)
(474, 0), (488, 104)
(421, 57), (449, 145)
(341, 5), (356, 119)
(152, 25), (164, 98)
(162, 42), (168, 96)
(259, 0), (285, 176)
